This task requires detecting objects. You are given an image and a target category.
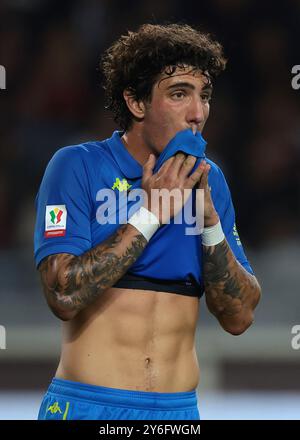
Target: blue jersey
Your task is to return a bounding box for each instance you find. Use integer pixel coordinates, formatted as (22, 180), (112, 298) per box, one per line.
(34, 129), (253, 295)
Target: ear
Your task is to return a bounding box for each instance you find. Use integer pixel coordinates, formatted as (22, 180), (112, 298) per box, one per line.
(123, 90), (146, 120)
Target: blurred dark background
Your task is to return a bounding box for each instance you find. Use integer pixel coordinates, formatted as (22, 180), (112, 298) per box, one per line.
(0, 0), (300, 419)
(0, 0), (299, 250)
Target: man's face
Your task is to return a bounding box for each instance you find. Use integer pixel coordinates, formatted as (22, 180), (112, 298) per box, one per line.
(141, 65), (212, 153)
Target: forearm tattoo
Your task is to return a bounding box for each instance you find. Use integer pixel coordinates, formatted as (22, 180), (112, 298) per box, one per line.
(203, 239), (259, 317)
(39, 225), (147, 313)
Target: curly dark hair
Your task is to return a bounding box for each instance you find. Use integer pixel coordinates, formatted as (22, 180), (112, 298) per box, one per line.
(100, 23), (227, 130)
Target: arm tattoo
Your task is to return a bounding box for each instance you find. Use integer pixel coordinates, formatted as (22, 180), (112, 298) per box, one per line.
(39, 224), (147, 314)
(203, 239), (260, 318)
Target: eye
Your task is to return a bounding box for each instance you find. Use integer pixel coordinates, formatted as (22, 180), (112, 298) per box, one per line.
(201, 94), (211, 103)
(171, 91), (186, 100)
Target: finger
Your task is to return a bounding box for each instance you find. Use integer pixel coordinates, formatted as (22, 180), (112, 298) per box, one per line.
(198, 164), (211, 190)
(155, 155), (176, 178)
(143, 154), (156, 180)
(205, 164), (211, 189)
(178, 155), (197, 179)
(185, 159), (206, 188)
(167, 152), (187, 177)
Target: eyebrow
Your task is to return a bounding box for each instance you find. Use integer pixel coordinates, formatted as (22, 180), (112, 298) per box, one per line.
(166, 81), (213, 92)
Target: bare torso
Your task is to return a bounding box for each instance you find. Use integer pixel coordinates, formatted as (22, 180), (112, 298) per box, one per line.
(56, 287), (200, 392)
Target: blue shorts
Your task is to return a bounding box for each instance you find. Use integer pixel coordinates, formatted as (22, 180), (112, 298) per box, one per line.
(38, 378), (200, 420)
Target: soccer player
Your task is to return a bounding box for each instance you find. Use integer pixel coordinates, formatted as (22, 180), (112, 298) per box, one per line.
(34, 24), (261, 420)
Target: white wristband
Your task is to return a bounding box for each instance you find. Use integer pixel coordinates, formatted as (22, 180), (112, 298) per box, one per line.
(128, 207), (160, 242)
(202, 220), (225, 246)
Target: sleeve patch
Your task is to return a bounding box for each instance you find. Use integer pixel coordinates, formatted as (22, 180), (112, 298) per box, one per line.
(45, 205), (67, 237)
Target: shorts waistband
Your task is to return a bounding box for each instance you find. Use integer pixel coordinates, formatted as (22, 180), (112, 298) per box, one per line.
(48, 378), (198, 410)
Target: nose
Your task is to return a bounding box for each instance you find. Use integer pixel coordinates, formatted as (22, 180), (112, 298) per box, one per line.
(187, 96), (206, 128)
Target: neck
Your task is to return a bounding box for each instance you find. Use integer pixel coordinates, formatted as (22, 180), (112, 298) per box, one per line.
(121, 125), (157, 166)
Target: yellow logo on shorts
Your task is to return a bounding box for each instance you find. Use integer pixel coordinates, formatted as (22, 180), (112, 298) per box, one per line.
(47, 401), (63, 414)
(112, 177), (132, 192)
(46, 401), (70, 420)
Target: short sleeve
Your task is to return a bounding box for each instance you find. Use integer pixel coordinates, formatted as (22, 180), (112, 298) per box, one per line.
(211, 166), (254, 275)
(34, 146), (93, 268)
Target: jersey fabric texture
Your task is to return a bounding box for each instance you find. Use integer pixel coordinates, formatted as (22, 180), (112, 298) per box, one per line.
(34, 129), (254, 297)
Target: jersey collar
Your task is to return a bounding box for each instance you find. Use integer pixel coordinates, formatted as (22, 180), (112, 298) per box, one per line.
(106, 131), (143, 179)
(106, 129), (207, 180)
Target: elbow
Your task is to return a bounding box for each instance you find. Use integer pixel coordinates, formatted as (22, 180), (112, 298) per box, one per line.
(49, 303), (78, 322)
(224, 283), (261, 336)
(225, 322), (252, 336)
(253, 283), (262, 309)
(55, 311), (77, 322)
(222, 313), (254, 336)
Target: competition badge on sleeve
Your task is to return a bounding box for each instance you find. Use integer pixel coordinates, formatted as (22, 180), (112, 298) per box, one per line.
(45, 205), (67, 237)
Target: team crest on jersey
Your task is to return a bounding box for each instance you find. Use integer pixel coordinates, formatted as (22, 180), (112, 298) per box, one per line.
(45, 205), (67, 237)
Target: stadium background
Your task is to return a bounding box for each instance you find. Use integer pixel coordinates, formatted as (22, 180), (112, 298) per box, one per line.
(0, 0), (299, 419)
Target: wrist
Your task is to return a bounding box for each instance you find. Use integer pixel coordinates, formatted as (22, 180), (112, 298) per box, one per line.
(204, 212), (219, 228)
(128, 206), (161, 241)
(202, 219), (225, 246)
